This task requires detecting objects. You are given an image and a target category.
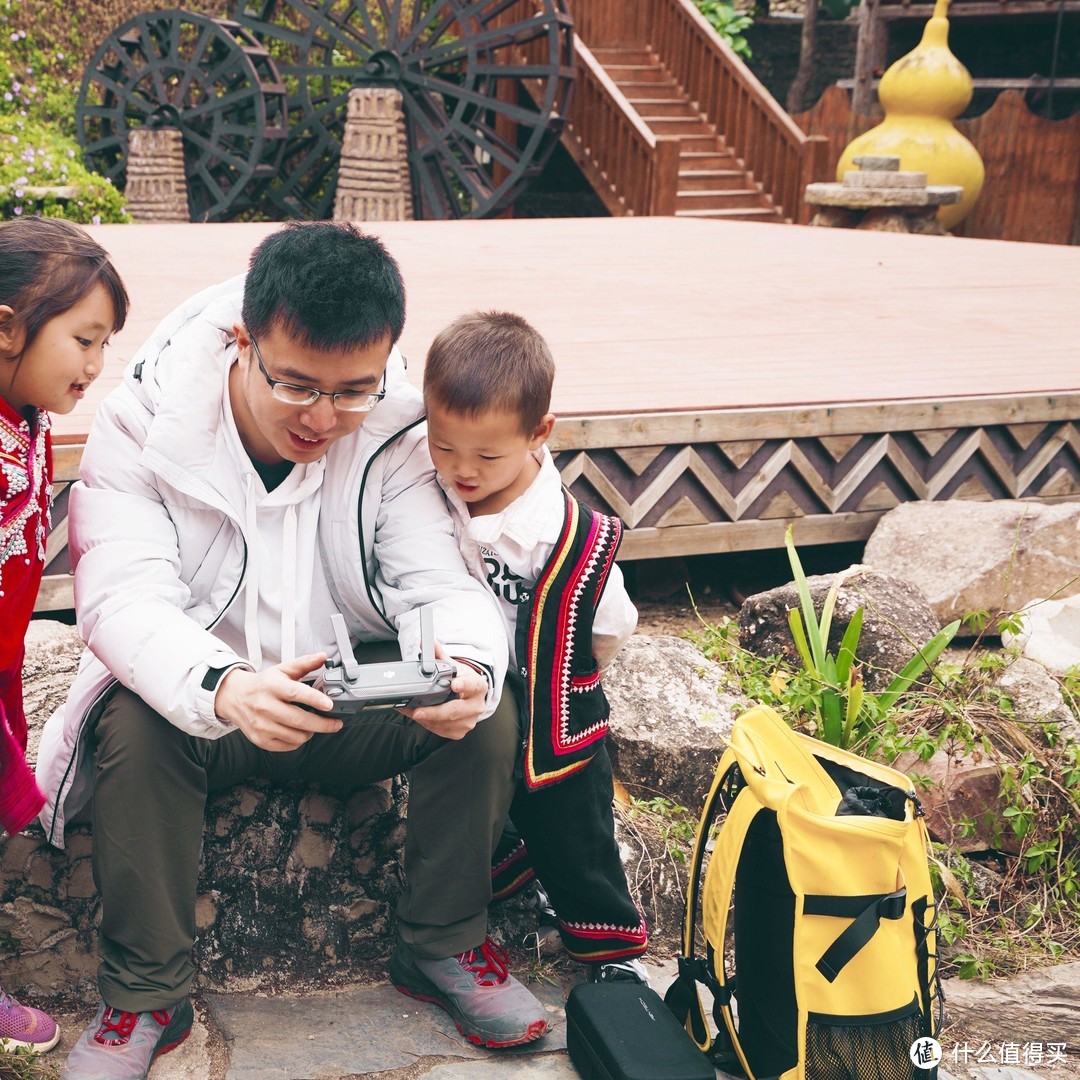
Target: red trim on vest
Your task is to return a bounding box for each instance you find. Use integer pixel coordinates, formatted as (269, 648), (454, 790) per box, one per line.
(522, 490), (622, 790)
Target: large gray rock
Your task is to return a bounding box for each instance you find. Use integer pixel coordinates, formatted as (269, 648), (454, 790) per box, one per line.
(893, 748), (1017, 854)
(737, 565), (944, 691)
(865, 502), (1080, 630)
(605, 634), (747, 810)
(1002, 594), (1080, 677)
(942, 962), (1080, 1073)
(993, 655), (1080, 747)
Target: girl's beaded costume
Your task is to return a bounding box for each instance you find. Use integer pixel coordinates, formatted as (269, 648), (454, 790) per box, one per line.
(0, 395), (50, 834)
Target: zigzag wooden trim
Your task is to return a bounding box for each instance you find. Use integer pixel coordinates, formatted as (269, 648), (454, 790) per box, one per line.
(555, 419), (1080, 544)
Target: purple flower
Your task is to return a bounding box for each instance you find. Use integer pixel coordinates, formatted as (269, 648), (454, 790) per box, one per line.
(13, 206), (22, 215)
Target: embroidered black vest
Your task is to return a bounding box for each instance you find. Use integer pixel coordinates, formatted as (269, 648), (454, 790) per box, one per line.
(515, 488), (623, 791)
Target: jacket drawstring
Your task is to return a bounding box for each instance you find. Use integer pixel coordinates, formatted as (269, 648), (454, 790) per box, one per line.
(243, 472), (263, 670)
(281, 503), (297, 663)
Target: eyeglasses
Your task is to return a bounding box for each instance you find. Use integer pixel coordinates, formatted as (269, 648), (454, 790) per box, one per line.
(250, 335), (387, 413)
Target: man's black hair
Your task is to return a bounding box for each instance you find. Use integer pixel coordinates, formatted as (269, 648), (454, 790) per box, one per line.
(241, 222), (406, 350)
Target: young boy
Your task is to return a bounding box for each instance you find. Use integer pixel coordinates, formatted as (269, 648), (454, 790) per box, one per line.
(423, 311), (648, 983)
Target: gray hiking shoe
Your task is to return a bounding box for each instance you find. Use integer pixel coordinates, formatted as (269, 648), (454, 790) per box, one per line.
(390, 937), (550, 1048)
(60, 999), (192, 1079)
(589, 957), (651, 986)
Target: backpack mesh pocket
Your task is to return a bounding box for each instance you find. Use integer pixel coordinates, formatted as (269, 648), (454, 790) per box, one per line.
(805, 998), (931, 1080)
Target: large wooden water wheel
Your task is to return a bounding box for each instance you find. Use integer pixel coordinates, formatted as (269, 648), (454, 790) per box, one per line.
(232, 0), (574, 219)
(75, 10), (288, 222)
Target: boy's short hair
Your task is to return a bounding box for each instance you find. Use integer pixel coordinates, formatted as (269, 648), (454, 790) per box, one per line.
(242, 222), (406, 351)
(423, 311), (554, 432)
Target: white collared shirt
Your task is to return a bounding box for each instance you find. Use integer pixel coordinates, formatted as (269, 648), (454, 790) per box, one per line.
(438, 445), (637, 670)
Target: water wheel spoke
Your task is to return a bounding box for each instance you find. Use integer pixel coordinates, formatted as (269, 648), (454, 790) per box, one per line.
(225, 0), (571, 219)
(403, 68), (541, 128)
(77, 9), (286, 221)
(409, 14), (561, 70)
(170, 23), (217, 105)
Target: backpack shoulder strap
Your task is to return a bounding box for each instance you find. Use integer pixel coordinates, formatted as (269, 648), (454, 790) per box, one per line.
(665, 744), (758, 1062)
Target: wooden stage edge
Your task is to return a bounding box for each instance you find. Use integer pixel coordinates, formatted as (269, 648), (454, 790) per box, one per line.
(34, 217), (1080, 610)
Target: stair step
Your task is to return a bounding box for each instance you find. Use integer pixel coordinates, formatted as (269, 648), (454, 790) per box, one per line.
(601, 64), (668, 83)
(676, 207), (783, 220)
(627, 99), (700, 118)
(642, 117), (714, 135)
(677, 189), (766, 210)
(614, 80), (683, 96)
(678, 169), (749, 191)
(589, 47), (656, 65)
(681, 148), (733, 160)
(676, 137), (728, 153)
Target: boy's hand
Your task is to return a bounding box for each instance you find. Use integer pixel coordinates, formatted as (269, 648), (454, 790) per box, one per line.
(400, 641), (487, 740)
(215, 653), (342, 751)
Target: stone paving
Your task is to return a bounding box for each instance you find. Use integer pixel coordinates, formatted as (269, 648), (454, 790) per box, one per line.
(41, 958), (744, 1080)
(33, 956), (1064, 1080)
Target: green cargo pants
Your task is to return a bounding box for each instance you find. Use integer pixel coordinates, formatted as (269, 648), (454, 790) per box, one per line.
(86, 646), (520, 1012)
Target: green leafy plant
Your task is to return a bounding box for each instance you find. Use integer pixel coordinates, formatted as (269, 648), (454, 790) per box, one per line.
(0, 1044), (59, 1080)
(696, 570), (1080, 980)
(784, 525), (960, 748)
(0, 116), (128, 223)
(692, 1), (753, 61)
(627, 795), (697, 862)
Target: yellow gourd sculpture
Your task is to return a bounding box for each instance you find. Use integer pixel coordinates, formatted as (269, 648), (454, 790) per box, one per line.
(838, 0), (984, 229)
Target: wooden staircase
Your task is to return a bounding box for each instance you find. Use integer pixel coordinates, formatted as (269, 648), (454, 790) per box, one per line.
(588, 45), (782, 222)
(528, 0), (831, 224)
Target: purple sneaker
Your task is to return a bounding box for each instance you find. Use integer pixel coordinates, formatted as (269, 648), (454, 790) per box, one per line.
(60, 999), (192, 1079)
(390, 937), (550, 1048)
(0, 985), (60, 1053)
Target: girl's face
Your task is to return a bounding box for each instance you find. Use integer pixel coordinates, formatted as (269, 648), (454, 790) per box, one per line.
(0, 281), (116, 415)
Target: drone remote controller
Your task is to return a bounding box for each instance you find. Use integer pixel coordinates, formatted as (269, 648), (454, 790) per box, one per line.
(309, 607), (456, 718)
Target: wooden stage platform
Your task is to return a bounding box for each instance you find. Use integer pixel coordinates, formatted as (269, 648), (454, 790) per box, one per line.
(39, 216), (1080, 609)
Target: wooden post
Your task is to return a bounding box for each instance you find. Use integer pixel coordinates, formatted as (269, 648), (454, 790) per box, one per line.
(649, 137), (681, 215)
(787, 0), (820, 115)
(797, 134), (832, 224)
(853, 0), (885, 117)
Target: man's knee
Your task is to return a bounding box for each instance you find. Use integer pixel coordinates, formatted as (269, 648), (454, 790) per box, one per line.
(461, 690), (521, 770)
(91, 686), (200, 773)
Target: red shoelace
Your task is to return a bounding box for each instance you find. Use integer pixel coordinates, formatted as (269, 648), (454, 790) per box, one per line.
(456, 938), (510, 986)
(94, 1007), (171, 1045)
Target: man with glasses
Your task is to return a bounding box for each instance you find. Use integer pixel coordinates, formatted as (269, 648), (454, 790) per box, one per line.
(37, 223), (549, 1079)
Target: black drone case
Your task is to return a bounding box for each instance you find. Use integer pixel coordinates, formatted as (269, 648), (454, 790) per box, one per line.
(565, 982), (716, 1080)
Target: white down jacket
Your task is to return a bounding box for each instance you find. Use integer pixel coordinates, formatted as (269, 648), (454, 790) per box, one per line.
(35, 277), (507, 848)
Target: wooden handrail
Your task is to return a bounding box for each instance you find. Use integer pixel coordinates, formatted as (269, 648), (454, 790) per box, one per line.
(569, 0), (830, 223)
(558, 37), (681, 216)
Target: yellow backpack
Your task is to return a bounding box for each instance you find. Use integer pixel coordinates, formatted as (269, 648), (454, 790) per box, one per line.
(665, 705), (943, 1080)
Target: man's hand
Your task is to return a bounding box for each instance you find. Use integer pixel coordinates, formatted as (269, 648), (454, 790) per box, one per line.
(400, 642), (488, 740)
(215, 654), (342, 752)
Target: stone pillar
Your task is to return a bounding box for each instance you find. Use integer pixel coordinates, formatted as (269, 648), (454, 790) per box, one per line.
(333, 87), (413, 222)
(124, 127), (190, 223)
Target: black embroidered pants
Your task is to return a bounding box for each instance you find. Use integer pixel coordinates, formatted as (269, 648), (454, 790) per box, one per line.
(495, 744), (647, 963)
